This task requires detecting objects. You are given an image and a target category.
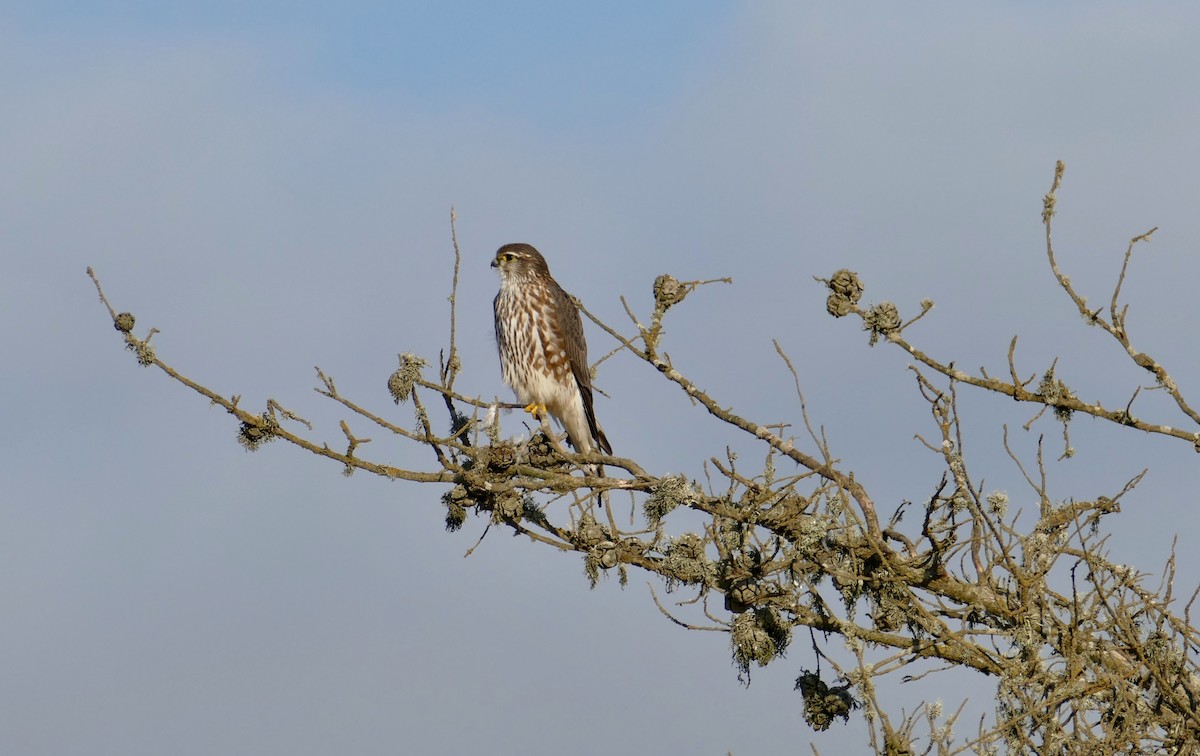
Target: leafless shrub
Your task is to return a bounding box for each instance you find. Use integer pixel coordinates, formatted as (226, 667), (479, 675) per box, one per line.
(89, 165), (1200, 753)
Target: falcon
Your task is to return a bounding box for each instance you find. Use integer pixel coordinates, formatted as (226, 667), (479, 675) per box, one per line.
(492, 243), (611, 455)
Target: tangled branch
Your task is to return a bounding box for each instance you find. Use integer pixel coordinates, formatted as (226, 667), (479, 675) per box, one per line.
(90, 166), (1200, 753)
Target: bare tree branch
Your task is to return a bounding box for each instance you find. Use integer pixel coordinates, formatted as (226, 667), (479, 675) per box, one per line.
(91, 173), (1200, 753)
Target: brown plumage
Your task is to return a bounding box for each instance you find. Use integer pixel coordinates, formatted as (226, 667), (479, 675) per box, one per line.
(492, 243), (611, 455)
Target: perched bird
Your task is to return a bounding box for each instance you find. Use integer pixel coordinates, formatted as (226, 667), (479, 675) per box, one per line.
(492, 243), (611, 455)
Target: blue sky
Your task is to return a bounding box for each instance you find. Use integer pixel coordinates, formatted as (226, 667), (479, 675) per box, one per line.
(6, 2), (734, 127)
(4, 3), (1200, 754)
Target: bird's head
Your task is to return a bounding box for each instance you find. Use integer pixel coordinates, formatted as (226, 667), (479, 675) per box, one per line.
(492, 243), (550, 282)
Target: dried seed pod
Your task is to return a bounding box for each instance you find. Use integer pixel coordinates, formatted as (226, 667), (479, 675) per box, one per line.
(594, 540), (619, 569)
(113, 312), (135, 332)
(827, 269), (863, 303)
(653, 274), (686, 310)
(575, 514), (606, 547)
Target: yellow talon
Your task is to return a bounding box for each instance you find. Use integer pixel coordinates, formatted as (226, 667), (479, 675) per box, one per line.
(524, 402), (548, 419)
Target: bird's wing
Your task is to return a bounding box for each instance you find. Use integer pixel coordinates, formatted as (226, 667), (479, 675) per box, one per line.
(554, 282), (611, 454)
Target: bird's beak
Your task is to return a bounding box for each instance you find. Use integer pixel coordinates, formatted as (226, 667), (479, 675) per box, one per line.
(490, 258), (499, 269)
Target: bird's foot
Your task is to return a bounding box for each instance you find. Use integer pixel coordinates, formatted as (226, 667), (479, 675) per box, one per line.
(523, 402), (548, 419)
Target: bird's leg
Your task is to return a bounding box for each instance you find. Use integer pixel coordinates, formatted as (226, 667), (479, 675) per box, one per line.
(523, 402), (548, 419)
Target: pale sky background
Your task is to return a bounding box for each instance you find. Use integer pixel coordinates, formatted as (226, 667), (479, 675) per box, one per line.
(5, 3), (1200, 754)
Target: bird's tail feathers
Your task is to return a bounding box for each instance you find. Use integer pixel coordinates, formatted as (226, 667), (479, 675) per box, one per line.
(581, 388), (612, 456)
